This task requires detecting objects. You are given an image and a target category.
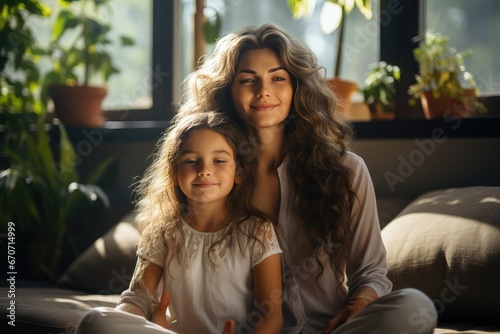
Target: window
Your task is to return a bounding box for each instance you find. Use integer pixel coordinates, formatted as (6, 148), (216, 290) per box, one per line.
(176, 0), (499, 121)
(175, 0), (380, 103)
(425, 0), (500, 97)
(381, 0), (500, 119)
(16, 0), (497, 125)
(13, 0), (172, 122)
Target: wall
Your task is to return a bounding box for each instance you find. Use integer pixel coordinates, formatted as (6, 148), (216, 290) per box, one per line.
(352, 137), (500, 199)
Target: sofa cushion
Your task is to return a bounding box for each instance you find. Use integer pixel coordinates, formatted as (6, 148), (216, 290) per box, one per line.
(381, 186), (500, 324)
(0, 287), (120, 334)
(57, 212), (140, 294)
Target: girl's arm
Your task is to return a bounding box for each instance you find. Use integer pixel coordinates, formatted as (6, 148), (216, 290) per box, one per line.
(115, 259), (163, 319)
(252, 253), (283, 334)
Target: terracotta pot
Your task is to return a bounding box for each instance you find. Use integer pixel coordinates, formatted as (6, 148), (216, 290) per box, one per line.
(327, 77), (358, 117)
(420, 89), (477, 120)
(368, 101), (395, 120)
(48, 85), (107, 127)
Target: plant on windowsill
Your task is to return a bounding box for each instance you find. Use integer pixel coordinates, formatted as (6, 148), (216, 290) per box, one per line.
(407, 31), (487, 119)
(1, 0), (114, 282)
(287, 0), (372, 116)
(42, 0), (134, 128)
(360, 61), (401, 120)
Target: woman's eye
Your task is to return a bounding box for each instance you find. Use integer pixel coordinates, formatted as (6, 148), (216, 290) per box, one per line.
(183, 160), (197, 165)
(240, 78), (254, 84)
(273, 77), (285, 81)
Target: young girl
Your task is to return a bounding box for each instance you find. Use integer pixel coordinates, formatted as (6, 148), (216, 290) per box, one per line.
(76, 111), (283, 334)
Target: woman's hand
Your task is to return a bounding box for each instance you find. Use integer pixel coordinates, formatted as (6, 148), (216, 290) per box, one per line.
(322, 287), (378, 334)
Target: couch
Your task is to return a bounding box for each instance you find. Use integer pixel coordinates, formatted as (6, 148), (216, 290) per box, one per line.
(1, 186), (499, 334)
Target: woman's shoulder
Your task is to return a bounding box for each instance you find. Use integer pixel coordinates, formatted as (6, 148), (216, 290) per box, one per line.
(343, 150), (367, 170)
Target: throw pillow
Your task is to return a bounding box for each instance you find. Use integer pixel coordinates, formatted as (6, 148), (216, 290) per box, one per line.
(381, 186), (500, 324)
(57, 211), (140, 294)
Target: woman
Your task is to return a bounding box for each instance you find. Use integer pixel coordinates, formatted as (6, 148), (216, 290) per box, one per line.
(173, 23), (438, 334)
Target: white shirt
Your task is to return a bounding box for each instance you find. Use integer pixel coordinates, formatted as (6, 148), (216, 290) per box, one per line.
(278, 151), (393, 333)
(135, 217), (282, 334)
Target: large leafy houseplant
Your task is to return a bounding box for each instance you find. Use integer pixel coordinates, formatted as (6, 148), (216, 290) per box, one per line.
(1, 0), (113, 281)
(0, 114), (113, 281)
(42, 0), (134, 127)
(408, 31), (487, 119)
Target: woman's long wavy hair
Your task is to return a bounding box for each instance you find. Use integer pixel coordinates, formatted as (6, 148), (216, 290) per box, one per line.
(175, 23), (358, 283)
(133, 111), (268, 277)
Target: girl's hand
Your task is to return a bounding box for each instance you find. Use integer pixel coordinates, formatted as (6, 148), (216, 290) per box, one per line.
(151, 291), (171, 329)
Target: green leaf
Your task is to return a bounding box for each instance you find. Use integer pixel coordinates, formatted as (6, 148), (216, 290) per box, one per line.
(120, 35), (135, 46)
(34, 115), (58, 191)
(52, 10), (79, 42)
(57, 120), (78, 186)
(202, 9), (222, 44)
(83, 155), (116, 185)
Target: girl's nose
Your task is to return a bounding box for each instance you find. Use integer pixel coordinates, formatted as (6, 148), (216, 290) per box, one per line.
(197, 162), (211, 176)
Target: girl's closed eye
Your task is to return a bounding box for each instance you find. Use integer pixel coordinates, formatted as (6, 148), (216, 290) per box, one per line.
(183, 159), (198, 165)
(214, 159), (227, 164)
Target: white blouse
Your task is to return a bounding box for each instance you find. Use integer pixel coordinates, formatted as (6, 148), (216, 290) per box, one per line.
(132, 217), (282, 334)
(278, 151), (393, 334)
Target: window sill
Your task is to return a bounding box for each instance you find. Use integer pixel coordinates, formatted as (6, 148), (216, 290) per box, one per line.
(50, 117), (500, 144)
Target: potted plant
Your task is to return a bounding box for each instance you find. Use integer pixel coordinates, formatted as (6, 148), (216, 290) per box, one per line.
(287, 0), (372, 115)
(0, 0), (51, 117)
(360, 61), (401, 120)
(1, 1), (114, 281)
(42, 0), (134, 128)
(408, 31), (487, 119)
(1, 112), (114, 281)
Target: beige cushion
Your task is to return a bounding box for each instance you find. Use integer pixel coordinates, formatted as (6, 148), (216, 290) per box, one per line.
(0, 287), (120, 333)
(381, 187), (500, 323)
(57, 212), (140, 294)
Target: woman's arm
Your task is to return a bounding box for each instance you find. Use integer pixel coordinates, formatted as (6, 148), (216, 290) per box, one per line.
(252, 253), (283, 334)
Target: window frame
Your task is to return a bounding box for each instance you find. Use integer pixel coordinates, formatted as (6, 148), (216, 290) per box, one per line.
(102, 0), (175, 123)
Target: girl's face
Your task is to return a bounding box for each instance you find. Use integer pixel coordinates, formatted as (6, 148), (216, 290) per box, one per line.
(177, 129), (240, 207)
(231, 48), (293, 130)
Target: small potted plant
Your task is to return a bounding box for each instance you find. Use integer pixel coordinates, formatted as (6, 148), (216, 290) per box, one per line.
(408, 31), (487, 119)
(42, 0), (134, 127)
(360, 61), (401, 120)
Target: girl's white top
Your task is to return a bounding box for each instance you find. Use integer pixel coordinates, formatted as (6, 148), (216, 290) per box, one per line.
(130, 217), (282, 334)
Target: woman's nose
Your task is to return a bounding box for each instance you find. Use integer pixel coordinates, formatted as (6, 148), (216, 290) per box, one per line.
(256, 83), (270, 98)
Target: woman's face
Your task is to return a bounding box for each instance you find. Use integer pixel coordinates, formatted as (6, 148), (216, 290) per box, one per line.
(231, 48), (293, 130)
